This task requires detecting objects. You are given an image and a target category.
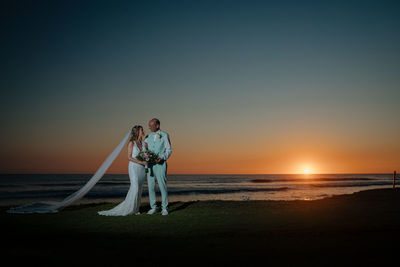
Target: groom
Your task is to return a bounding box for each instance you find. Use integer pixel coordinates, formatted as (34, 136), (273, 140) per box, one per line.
(144, 118), (172, 216)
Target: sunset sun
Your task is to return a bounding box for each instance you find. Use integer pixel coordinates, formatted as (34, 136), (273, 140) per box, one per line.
(304, 168), (310, 174)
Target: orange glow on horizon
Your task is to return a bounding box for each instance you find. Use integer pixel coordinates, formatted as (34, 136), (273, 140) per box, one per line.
(1, 129), (399, 174)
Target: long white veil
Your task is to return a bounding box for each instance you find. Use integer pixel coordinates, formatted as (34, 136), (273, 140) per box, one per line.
(7, 130), (131, 214)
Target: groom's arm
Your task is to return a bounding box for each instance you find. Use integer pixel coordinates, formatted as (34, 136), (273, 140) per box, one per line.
(160, 133), (172, 161)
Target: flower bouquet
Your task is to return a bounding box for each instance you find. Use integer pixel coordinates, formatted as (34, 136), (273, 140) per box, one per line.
(136, 150), (159, 174)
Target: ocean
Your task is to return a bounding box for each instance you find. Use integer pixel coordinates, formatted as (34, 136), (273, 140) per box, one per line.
(0, 173), (395, 207)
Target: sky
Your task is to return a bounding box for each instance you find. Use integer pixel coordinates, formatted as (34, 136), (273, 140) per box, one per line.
(1, 0), (399, 174)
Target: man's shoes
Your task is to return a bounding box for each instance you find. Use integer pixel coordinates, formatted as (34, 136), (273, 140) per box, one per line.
(161, 209), (169, 216)
(147, 208), (157, 215)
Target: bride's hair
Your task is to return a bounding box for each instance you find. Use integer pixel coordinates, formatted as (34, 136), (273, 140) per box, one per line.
(128, 125), (143, 145)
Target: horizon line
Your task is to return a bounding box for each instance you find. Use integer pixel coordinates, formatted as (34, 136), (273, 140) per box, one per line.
(0, 172), (396, 175)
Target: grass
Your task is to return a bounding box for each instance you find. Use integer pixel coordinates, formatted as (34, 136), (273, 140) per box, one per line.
(1, 188), (400, 266)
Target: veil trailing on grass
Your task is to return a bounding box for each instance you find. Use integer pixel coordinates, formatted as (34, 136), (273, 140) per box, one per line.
(7, 130), (131, 214)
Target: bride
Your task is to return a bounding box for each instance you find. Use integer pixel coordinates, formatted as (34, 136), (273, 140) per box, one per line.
(7, 126), (146, 214)
(98, 125), (148, 216)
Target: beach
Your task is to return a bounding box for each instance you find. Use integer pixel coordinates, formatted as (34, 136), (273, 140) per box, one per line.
(0, 173), (394, 205)
(1, 188), (399, 265)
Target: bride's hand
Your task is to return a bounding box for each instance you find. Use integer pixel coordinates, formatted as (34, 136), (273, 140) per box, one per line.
(142, 161), (148, 166)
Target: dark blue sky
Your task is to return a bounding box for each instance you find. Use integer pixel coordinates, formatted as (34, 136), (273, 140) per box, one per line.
(1, 0), (399, 173)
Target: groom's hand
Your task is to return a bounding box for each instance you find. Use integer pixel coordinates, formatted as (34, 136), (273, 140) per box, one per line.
(156, 158), (163, 164)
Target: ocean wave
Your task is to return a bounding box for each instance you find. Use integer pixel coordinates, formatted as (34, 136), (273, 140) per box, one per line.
(64, 186), (290, 199)
(251, 177), (377, 183)
(166, 187), (289, 195)
(309, 181), (391, 188)
(1, 187), (290, 201)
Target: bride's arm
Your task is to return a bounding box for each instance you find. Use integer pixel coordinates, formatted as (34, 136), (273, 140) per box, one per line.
(127, 141), (147, 166)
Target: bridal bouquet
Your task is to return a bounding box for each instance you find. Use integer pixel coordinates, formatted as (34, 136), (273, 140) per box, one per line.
(136, 150), (159, 164)
(136, 150), (159, 173)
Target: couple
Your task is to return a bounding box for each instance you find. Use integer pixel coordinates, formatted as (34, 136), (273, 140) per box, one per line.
(98, 118), (172, 216)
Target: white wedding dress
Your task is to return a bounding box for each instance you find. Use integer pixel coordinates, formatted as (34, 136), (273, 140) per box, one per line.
(6, 130), (142, 214)
(98, 141), (146, 216)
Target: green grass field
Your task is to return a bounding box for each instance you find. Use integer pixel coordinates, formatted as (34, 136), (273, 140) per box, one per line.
(2, 188), (399, 266)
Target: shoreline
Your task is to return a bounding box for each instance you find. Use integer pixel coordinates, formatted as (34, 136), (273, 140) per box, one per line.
(1, 186), (396, 209)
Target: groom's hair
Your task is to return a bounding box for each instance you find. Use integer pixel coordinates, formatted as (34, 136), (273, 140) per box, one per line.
(152, 118), (160, 126)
